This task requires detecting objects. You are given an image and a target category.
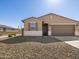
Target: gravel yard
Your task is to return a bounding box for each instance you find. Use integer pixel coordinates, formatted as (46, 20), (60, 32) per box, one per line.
(0, 36), (79, 59)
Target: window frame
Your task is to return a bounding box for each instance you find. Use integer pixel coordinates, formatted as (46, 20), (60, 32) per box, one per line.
(29, 22), (37, 31)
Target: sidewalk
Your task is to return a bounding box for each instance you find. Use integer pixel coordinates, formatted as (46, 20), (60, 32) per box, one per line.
(55, 36), (79, 49)
(0, 36), (8, 38)
(0, 34), (20, 38)
(65, 40), (79, 49)
(0, 36), (8, 41)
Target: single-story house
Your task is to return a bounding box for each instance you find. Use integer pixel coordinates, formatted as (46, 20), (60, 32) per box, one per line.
(0, 24), (19, 36)
(22, 13), (79, 36)
(0, 24), (17, 32)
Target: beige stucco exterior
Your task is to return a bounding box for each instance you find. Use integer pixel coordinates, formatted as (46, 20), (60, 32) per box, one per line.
(22, 13), (79, 36)
(23, 17), (42, 31)
(23, 17), (43, 36)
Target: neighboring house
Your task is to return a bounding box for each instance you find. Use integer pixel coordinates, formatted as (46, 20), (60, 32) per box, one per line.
(22, 13), (79, 36)
(0, 24), (18, 35)
(0, 24), (17, 32)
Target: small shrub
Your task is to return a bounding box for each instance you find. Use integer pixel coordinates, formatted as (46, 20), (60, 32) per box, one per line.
(8, 35), (12, 37)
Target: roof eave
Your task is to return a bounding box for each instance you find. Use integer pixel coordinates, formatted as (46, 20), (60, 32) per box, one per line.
(22, 17), (38, 23)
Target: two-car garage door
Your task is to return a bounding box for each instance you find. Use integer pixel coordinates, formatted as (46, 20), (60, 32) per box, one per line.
(51, 25), (75, 36)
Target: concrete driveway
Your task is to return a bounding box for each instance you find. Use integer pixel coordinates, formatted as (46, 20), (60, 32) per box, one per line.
(55, 36), (79, 49)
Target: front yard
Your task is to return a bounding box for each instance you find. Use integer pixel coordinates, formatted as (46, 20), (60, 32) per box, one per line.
(0, 36), (79, 59)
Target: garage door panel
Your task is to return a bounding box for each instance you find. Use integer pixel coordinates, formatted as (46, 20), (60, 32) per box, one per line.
(52, 25), (74, 36)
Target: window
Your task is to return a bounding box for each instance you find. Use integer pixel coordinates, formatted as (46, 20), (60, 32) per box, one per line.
(29, 22), (37, 31)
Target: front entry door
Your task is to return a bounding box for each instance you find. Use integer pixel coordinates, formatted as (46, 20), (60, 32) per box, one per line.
(42, 23), (48, 36)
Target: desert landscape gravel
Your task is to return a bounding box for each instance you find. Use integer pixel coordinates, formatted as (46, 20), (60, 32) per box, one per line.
(0, 42), (79, 59)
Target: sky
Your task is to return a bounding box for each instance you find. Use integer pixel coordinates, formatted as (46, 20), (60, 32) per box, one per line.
(0, 0), (79, 28)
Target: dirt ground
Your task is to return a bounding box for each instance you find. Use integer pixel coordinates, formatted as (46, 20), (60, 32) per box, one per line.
(0, 36), (79, 59)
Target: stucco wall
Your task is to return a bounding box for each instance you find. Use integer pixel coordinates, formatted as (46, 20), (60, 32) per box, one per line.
(24, 17), (42, 31)
(39, 14), (77, 25)
(24, 31), (42, 36)
(75, 26), (79, 36)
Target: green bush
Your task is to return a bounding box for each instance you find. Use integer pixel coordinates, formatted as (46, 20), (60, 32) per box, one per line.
(8, 35), (12, 37)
